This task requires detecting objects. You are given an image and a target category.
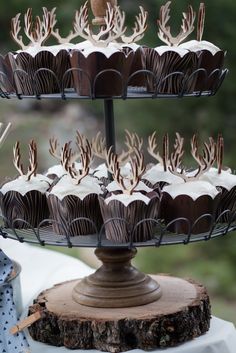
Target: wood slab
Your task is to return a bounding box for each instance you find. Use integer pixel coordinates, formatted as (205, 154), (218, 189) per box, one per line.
(28, 275), (211, 352)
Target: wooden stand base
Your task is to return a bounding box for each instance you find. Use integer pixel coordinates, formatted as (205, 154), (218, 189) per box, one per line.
(28, 275), (211, 352)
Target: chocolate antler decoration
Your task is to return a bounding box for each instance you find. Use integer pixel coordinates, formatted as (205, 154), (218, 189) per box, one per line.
(49, 137), (61, 161)
(216, 134), (224, 174)
(169, 135), (216, 182)
(197, 3), (205, 42)
(52, 1), (147, 46)
(50, 9), (80, 44)
(91, 130), (143, 168)
(61, 141), (92, 185)
(13, 140), (38, 181)
(119, 130), (144, 164)
(158, 1), (196, 46)
(91, 132), (107, 160)
(68, 2), (125, 47)
(119, 6), (148, 44)
(107, 147), (145, 195)
(0, 123), (11, 149)
(147, 132), (171, 171)
(11, 7), (56, 49)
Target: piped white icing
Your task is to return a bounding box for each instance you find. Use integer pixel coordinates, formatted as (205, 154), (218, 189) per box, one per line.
(200, 169), (236, 191)
(1, 174), (51, 196)
(16, 43), (75, 57)
(163, 180), (220, 200)
(107, 180), (153, 193)
(94, 162), (132, 179)
(105, 192), (151, 206)
(48, 174), (102, 201)
(46, 163), (94, 178)
(73, 42), (127, 59)
(154, 46), (189, 58)
(179, 40), (221, 55)
(142, 164), (184, 185)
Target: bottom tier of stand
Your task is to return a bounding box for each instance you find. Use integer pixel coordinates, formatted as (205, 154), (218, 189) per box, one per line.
(28, 273), (210, 352)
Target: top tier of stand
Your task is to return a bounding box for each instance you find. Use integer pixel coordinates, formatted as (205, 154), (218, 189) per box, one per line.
(0, 68), (228, 100)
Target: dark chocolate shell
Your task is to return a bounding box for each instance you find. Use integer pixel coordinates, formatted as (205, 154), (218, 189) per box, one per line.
(8, 50), (72, 95)
(216, 186), (236, 222)
(47, 193), (102, 236)
(0, 190), (49, 229)
(143, 47), (198, 95)
(194, 50), (226, 92)
(99, 192), (160, 243)
(0, 54), (15, 94)
(70, 49), (134, 97)
(160, 192), (221, 235)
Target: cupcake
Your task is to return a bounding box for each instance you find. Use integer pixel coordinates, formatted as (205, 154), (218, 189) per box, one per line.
(142, 132), (184, 189)
(179, 3), (226, 92)
(70, 2), (149, 97)
(143, 2), (198, 95)
(161, 135), (221, 234)
(47, 141), (103, 236)
(9, 8), (73, 95)
(99, 148), (160, 243)
(0, 140), (51, 229)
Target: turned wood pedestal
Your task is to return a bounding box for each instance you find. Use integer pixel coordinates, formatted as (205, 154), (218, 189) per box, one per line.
(28, 270), (211, 352)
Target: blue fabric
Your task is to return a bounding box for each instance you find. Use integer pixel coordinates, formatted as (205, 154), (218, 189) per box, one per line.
(0, 249), (29, 353)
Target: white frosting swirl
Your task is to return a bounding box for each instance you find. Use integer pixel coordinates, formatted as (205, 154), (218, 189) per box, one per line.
(48, 174), (102, 201)
(105, 192), (151, 206)
(106, 180), (153, 193)
(179, 40), (221, 55)
(163, 180), (220, 200)
(1, 174), (51, 196)
(200, 169), (236, 191)
(142, 164), (184, 185)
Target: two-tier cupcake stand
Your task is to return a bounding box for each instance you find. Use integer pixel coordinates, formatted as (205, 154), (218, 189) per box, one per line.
(0, 1), (233, 352)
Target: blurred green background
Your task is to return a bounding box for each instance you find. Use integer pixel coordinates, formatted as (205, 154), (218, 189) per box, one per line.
(0, 0), (236, 324)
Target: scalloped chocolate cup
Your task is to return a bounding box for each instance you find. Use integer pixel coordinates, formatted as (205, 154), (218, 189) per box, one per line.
(47, 193), (102, 236)
(0, 190), (49, 229)
(70, 49), (134, 97)
(193, 50), (225, 92)
(8, 50), (72, 95)
(123, 46), (146, 88)
(99, 192), (160, 243)
(0, 54), (15, 94)
(160, 192), (221, 235)
(216, 186), (236, 222)
(143, 47), (198, 94)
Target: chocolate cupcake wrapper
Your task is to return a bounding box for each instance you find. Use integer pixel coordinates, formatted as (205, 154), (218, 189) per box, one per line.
(99, 193), (160, 243)
(47, 193), (102, 236)
(0, 54), (15, 94)
(216, 186), (236, 222)
(194, 50), (225, 92)
(143, 48), (198, 95)
(8, 50), (72, 95)
(0, 190), (49, 229)
(160, 192), (221, 235)
(70, 50), (134, 97)
(123, 46), (147, 88)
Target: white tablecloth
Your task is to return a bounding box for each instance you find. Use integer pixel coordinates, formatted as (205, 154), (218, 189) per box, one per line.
(1, 238), (236, 353)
